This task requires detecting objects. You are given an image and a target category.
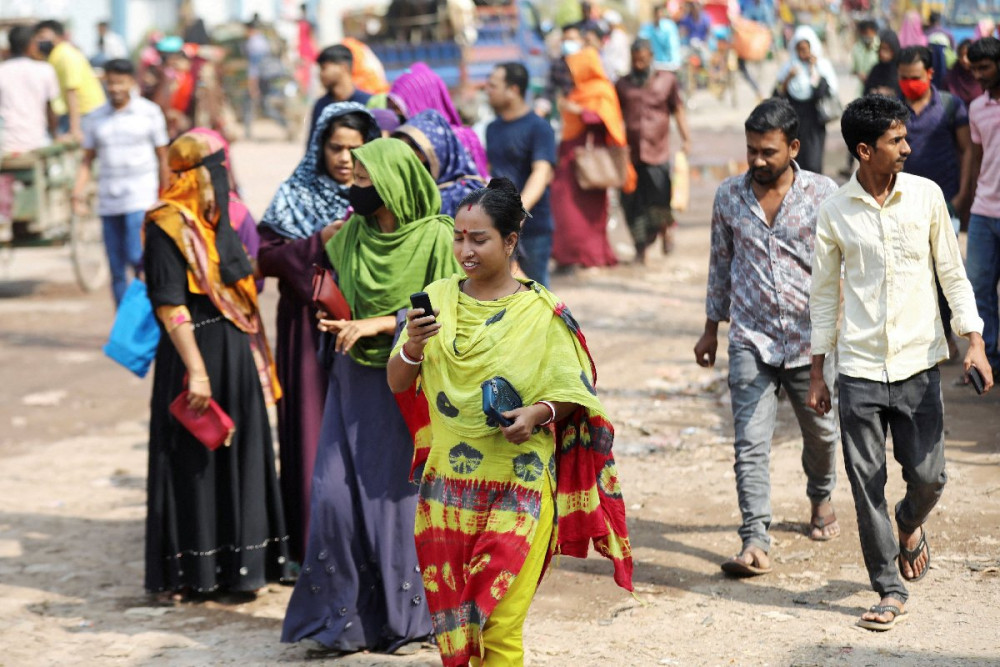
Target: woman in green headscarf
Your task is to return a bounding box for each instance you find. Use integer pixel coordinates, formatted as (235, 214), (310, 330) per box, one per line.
(281, 138), (461, 653)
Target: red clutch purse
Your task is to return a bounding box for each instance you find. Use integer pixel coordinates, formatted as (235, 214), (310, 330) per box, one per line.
(311, 265), (352, 321)
(169, 392), (236, 451)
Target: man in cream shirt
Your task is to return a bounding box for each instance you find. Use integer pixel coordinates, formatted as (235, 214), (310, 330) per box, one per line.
(806, 94), (992, 632)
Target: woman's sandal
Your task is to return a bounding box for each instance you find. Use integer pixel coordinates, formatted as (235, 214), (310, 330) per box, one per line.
(898, 528), (930, 581)
(856, 604), (908, 631)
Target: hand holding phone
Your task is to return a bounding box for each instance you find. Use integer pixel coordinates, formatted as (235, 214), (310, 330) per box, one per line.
(409, 292), (435, 322)
(405, 292), (440, 353)
(968, 365), (985, 395)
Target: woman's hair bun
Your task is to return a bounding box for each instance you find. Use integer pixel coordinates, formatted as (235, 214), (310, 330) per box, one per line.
(456, 177), (527, 239)
(486, 177), (518, 194)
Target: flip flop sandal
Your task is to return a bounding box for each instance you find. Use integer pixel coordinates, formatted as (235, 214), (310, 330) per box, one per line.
(856, 604), (908, 631)
(809, 510), (840, 541)
(721, 555), (773, 577)
(898, 528), (930, 581)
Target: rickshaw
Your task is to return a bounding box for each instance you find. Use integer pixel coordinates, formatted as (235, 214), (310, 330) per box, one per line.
(0, 143), (107, 291)
(679, 0), (740, 106)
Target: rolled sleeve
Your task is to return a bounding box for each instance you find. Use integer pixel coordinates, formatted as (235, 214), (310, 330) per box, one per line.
(705, 191), (733, 322)
(809, 205), (841, 355)
(930, 195), (984, 336)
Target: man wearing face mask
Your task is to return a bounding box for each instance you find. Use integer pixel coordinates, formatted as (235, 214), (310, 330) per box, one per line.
(32, 20), (106, 142)
(851, 21), (880, 97)
(897, 45), (973, 359)
(545, 24), (586, 111)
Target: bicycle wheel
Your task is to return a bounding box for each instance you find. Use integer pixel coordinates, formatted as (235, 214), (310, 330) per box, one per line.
(70, 204), (108, 292)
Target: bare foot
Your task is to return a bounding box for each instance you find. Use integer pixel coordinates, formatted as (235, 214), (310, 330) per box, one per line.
(809, 501), (841, 541)
(898, 525), (929, 580)
(858, 595), (906, 628)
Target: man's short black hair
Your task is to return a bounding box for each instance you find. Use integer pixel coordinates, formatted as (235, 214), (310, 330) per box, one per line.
(496, 62), (528, 98)
(857, 19), (878, 34)
(632, 37), (653, 53)
(8, 25), (33, 56)
(840, 94), (910, 160)
(34, 19), (65, 36)
(745, 97), (800, 143)
(898, 45), (933, 70)
(104, 58), (135, 76)
(928, 10), (942, 25)
(968, 36), (1000, 65)
(98, 20), (109, 29)
(317, 44), (353, 67)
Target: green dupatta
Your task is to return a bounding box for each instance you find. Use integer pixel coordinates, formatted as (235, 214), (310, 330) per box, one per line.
(326, 137), (462, 367)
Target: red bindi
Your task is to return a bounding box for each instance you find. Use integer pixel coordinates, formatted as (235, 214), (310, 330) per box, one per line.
(467, 204), (473, 211)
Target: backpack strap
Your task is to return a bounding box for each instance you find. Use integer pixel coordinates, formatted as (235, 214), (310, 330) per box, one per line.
(940, 91), (959, 130)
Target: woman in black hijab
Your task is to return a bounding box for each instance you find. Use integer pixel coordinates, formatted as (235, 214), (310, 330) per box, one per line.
(864, 30), (902, 98)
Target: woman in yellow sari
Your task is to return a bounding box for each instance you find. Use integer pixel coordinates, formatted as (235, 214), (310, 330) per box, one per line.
(388, 178), (634, 666)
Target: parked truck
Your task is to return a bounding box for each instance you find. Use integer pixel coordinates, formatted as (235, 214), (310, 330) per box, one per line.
(340, 0), (550, 96)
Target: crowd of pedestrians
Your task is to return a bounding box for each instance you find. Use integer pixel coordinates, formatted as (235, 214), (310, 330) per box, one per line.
(2, 4), (1000, 661)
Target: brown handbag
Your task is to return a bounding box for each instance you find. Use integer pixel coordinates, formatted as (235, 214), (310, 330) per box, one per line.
(573, 132), (630, 190)
(311, 265), (352, 321)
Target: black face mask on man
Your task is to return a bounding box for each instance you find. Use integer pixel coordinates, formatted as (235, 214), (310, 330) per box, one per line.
(36, 40), (55, 56)
(348, 184), (384, 217)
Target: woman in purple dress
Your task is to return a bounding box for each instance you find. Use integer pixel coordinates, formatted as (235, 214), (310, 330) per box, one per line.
(257, 102), (379, 563)
(281, 138), (461, 653)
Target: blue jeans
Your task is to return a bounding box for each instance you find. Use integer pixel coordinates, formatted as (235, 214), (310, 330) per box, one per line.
(517, 233), (552, 288)
(727, 348), (839, 552)
(102, 210), (145, 306)
(966, 213), (1000, 370)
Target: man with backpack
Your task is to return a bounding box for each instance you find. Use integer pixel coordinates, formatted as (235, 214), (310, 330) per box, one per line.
(897, 45), (973, 359)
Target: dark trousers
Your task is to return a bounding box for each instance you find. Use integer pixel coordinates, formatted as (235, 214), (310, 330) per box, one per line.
(837, 368), (947, 604)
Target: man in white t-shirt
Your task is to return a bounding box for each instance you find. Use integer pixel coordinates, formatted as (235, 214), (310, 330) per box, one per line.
(72, 58), (169, 306)
(0, 25), (59, 155)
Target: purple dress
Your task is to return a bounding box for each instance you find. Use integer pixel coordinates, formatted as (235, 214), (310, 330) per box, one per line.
(279, 348), (432, 651)
(257, 228), (328, 563)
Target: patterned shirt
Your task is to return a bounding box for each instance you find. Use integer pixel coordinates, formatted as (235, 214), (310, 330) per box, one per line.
(706, 163), (838, 368)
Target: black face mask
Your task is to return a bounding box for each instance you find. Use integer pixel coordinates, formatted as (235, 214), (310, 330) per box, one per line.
(349, 184), (384, 217)
(37, 40), (55, 56)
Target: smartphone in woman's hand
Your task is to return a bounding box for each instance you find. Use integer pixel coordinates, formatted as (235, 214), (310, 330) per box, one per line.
(410, 292), (435, 323)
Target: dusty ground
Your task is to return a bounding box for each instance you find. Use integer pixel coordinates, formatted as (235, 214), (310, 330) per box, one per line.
(2, 84), (999, 666)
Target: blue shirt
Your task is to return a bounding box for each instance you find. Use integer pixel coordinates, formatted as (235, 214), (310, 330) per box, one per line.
(485, 111), (556, 237)
(904, 88), (968, 202)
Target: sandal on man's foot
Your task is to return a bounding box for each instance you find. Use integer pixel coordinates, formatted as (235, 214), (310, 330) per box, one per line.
(720, 550), (772, 577)
(809, 508), (840, 541)
(857, 604), (908, 631)
(898, 528), (930, 581)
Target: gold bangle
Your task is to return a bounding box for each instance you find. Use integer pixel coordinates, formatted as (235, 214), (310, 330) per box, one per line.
(189, 375), (210, 382)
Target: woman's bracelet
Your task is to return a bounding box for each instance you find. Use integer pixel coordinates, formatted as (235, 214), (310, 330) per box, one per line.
(536, 400), (556, 426)
(189, 374), (210, 383)
(400, 344), (424, 366)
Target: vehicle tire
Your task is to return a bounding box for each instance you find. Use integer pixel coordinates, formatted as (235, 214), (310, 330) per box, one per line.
(70, 206), (108, 292)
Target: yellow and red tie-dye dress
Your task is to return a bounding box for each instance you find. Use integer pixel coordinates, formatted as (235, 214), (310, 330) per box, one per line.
(393, 276), (633, 666)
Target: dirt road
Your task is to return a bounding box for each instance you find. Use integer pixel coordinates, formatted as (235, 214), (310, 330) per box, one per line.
(1, 107), (999, 666)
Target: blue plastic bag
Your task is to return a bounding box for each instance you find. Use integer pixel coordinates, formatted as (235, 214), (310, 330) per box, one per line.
(103, 279), (160, 378)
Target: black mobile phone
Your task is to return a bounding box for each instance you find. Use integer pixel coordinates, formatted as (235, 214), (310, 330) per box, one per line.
(968, 365), (985, 395)
(410, 292), (435, 322)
